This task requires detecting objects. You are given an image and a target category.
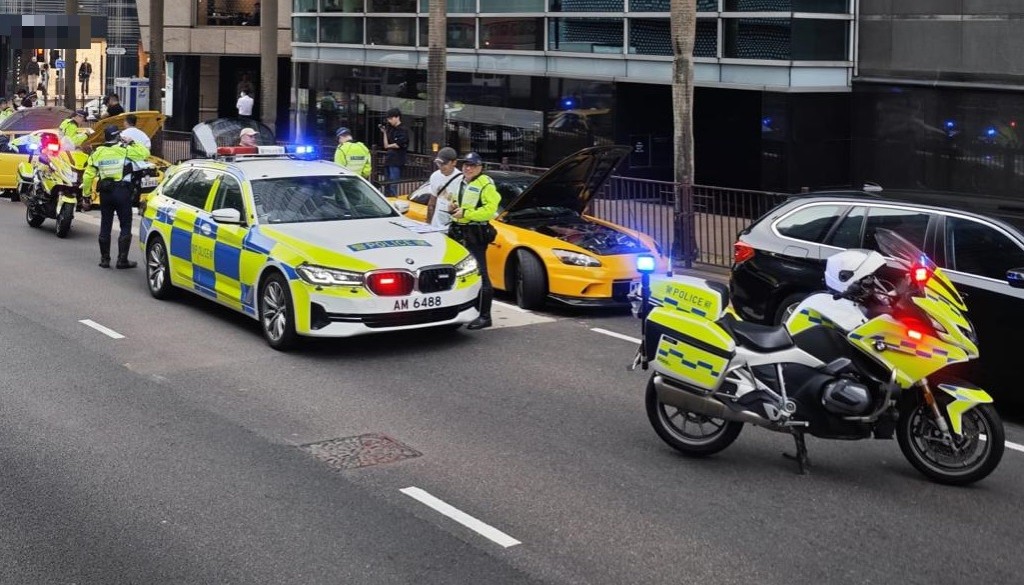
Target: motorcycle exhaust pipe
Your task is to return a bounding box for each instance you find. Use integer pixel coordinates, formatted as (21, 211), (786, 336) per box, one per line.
(653, 375), (774, 429)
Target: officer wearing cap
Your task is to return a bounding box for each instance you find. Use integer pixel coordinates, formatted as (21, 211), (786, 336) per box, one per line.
(0, 97), (13, 122)
(450, 152), (501, 330)
(82, 125), (149, 269)
(58, 110), (89, 146)
(333, 127), (372, 179)
(239, 127), (258, 147)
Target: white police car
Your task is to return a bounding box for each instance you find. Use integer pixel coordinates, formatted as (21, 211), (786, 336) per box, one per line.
(139, 146), (482, 349)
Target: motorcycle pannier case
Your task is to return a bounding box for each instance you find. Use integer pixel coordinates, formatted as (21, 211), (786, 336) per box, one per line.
(648, 275), (729, 321)
(644, 307), (736, 392)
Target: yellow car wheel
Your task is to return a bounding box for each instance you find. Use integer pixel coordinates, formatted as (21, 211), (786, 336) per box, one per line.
(515, 250), (547, 310)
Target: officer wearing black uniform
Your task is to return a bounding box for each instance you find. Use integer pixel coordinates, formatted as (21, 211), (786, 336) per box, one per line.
(82, 125), (149, 269)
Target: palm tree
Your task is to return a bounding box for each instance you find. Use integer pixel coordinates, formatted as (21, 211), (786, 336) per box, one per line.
(150, 0), (165, 156)
(426, 0), (448, 154)
(671, 0), (697, 266)
(65, 0), (78, 110)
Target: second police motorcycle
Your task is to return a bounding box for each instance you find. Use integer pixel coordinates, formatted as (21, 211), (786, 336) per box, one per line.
(630, 228), (1003, 485)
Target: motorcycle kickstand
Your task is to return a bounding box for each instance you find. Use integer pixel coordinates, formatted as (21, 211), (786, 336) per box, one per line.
(783, 430), (811, 475)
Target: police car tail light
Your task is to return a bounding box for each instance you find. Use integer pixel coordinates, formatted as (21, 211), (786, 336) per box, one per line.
(366, 271), (415, 296)
(296, 264), (363, 286)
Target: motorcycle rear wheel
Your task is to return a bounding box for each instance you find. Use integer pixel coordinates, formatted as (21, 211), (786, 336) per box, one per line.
(25, 204), (44, 227)
(645, 375), (743, 456)
(897, 394), (1004, 486)
(55, 202), (73, 238)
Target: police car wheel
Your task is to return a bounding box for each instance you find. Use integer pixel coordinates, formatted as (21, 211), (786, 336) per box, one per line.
(260, 273), (298, 351)
(147, 238), (175, 299)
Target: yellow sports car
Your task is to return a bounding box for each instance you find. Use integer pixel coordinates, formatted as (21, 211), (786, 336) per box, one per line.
(393, 145), (669, 309)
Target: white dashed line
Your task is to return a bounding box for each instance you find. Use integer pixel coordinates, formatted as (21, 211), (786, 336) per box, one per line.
(1007, 441), (1024, 453)
(493, 300), (530, 313)
(400, 487), (521, 548)
(591, 327), (641, 345)
(79, 319), (125, 339)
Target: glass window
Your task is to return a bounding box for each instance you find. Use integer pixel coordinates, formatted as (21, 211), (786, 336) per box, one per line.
(794, 0), (848, 12)
(863, 207), (931, 252)
(480, 18), (544, 50)
(775, 204), (842, 243)
(629, 19), (670, 56)
(695, 19), (717, 57)
(792, 19), (848, 60)
(160, 169), (195, 202)
(251, 176), (397, 224)
(321, 17), (364, 43)
(323, 0), (364, 13)
(550, 0), (624, 11)
(418, 17), (476, 49)
(724, 18), (789, 60)
(293, 17), (318, 42)
(367, 17), (416, 46)
(725, 0), (788, 10)
(294, 0), (318, 11)
(176, 169), (218, 209)
(418, 0), (476, 12)
(826, 206), (864, 248)
(368, 0), (416, 11)
(480, 0), (545, 12)
(212, 176), (246, 216)
(549, 18), (623, 53)
(946, 217), (1024, 281)
(630, 0), (718, 10)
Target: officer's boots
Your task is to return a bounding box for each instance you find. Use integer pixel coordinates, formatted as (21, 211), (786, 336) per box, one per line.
(98, 236), (111, 268)
(467, 288), (493, 330)
(115, 234), (137, 269)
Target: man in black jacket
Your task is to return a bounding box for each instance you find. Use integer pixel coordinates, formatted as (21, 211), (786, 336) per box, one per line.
(380, 107), (408, 196)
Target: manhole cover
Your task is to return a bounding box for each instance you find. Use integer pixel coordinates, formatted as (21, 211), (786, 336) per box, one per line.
(301, 433), (422, 470)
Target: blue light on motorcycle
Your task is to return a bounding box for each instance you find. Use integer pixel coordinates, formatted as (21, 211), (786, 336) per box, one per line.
(28, 143), (38, 151)
(636, 255), (656, 274)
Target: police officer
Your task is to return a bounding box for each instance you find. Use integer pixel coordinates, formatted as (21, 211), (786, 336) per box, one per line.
(58, 110), (89, 146)
(333, 127), (372, 179)
(82, 125), (149, 269)
(0, 97), (13, 122)
(449, 152), (501, 330)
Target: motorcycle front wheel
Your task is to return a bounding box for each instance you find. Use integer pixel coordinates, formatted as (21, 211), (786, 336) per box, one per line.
(645, 375), (743, 456)
(897, 393), (1004, 486)
(55, 202), (73, 238)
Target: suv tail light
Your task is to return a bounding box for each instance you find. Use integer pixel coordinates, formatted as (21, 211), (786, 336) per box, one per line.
(734, 241), (755, 264)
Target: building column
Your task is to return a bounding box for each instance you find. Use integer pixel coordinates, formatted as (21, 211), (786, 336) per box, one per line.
(260, 0), (278, 131)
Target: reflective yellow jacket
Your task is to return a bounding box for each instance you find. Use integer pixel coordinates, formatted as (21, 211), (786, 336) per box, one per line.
(452, 174), (501, 224)
(82, 142), (149, 194)
(334, 141), (372, 179)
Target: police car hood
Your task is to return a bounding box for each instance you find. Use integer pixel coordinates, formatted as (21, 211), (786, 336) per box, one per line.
(260, 218), (458, 268)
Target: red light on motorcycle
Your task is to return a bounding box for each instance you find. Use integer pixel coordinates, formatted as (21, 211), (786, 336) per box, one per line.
(365, 271), (414, 296)
(40, 132), (60, 155)
(907, 329), (924, 341)
(734, 241), (755, 264)
(912, 266), (930, 284)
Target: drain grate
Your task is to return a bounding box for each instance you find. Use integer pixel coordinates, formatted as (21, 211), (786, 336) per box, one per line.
(301, 433), (422, 470)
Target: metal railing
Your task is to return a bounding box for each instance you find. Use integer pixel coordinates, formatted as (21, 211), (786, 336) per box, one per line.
(155, 130), (193, 163)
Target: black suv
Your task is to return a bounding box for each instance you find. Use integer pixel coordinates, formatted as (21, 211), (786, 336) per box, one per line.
(730, 194), (1024, 409)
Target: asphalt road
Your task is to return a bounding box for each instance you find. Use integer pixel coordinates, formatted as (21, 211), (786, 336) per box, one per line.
(2, 201), (1024, 584)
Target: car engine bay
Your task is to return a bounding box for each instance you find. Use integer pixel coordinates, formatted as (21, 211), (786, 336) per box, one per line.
(505, 210), (649, 256)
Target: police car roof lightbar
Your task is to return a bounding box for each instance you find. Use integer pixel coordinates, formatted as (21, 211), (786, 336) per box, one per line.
(215, 145), (316, 160)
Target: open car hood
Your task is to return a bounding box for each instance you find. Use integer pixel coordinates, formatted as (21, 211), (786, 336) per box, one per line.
(81, 111), (166, 149)
(501, 145), (631, 216)
(191, 117), (276, 157)
(0, 106), (75, 133)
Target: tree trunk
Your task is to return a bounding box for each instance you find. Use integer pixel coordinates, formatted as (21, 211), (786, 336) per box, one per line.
(426, 0), (447, 154)
(150, 0), (165, 156)
(671, 0), (697, 266)
(64, 0), (78, 110)
(260, 0), (278, 135)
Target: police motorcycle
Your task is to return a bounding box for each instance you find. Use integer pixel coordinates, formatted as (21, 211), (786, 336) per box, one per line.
(22, 132), (90, 238)
(629, 229), (1004, 485)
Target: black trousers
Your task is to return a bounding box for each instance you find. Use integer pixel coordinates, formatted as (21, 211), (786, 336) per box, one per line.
(466, 242), (493, 319)
(98, 182), (133, 256)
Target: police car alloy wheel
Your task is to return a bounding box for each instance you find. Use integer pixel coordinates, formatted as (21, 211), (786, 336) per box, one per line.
(260, 273), (298, 350)
(146, 238), (174, 299)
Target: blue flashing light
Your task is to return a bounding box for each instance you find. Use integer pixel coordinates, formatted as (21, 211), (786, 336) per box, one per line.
(636, 255), (657, 274)
(27, 142), (38, 151)
(986, 127), (997, 137)
(762, 116), (773, 126)
(285, 144), (317, 158)
(944, 120), (956, 130)
(560, 96), (577, 110)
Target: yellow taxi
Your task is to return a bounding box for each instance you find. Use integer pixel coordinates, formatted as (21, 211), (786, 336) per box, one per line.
(393, 145), (669, 309)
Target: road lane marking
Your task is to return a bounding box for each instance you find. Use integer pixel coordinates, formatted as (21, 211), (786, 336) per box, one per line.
(494, 300), (530, 313)
(79, 319), (125, 339)
(400, 487), (521, 548)
(591, 327), (641, 345)
(1007, 441), (1024, 453)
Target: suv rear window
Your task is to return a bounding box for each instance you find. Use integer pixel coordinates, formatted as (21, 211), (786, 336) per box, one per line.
(775, 204), (843, 243)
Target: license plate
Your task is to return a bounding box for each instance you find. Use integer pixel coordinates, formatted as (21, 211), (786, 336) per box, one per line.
(392, 296), (442, 311)
(141, 177), (159, 188)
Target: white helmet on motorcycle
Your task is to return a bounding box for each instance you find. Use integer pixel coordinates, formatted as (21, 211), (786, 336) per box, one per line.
(825, 249), (886, 294)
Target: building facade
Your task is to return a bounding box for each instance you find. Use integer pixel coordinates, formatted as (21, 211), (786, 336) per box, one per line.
(135, 0), (292, 133)
(291, 0), (856, 191)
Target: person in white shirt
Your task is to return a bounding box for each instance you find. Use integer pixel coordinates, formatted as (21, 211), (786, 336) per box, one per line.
(426, 147), (462, 232)
(119, 114), (151, 149)
(237, 90), (254, 117)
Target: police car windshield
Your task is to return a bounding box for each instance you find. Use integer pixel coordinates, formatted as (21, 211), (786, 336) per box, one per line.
(251, 175), (397, 224)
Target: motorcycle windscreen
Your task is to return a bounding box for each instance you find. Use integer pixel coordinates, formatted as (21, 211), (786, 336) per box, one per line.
(646, 307), (735, 391)
(875, 227), (967, 312)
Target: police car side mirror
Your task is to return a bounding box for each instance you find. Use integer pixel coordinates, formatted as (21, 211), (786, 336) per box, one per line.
(392, 200), (410, 215)
(211, 208), (243, 225)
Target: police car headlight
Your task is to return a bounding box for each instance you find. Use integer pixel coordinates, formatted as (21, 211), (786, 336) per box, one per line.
(454, 254), (478, 277)
(296, 264), (364, 286)
(552, 249), (602, 267)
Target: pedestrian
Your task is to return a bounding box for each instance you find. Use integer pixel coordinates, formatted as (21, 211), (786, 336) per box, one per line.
(81, 125), (150, 269)
(0, 97), (13, 122)
(237, 90), (254, 117)
(426, 146), (462, 232)
(13, 88), (26, 110)
(239, 127), (258, 147)
(448, 152), (500, 330)
(105, 94), (125, 117)
(333, 127), (372, 179)
(58, 109), (89, 146)
(120, 114), (151, 149)
(78, 58), (93, 95)
(380, 107), (408, 196)
(40, 64), (50, 102)
(36, 82), (47, 106)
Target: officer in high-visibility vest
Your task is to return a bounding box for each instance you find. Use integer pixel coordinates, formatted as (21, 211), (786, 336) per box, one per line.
(82, 125), (150, 269)
(333, 127), (372, 179)
(449, 152), (501, 330)
(0, 97), (14, 122)
(58, 110), (89, 147)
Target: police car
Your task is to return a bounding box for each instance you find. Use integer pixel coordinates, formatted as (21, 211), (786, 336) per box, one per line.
(139, 145), (482, 349)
